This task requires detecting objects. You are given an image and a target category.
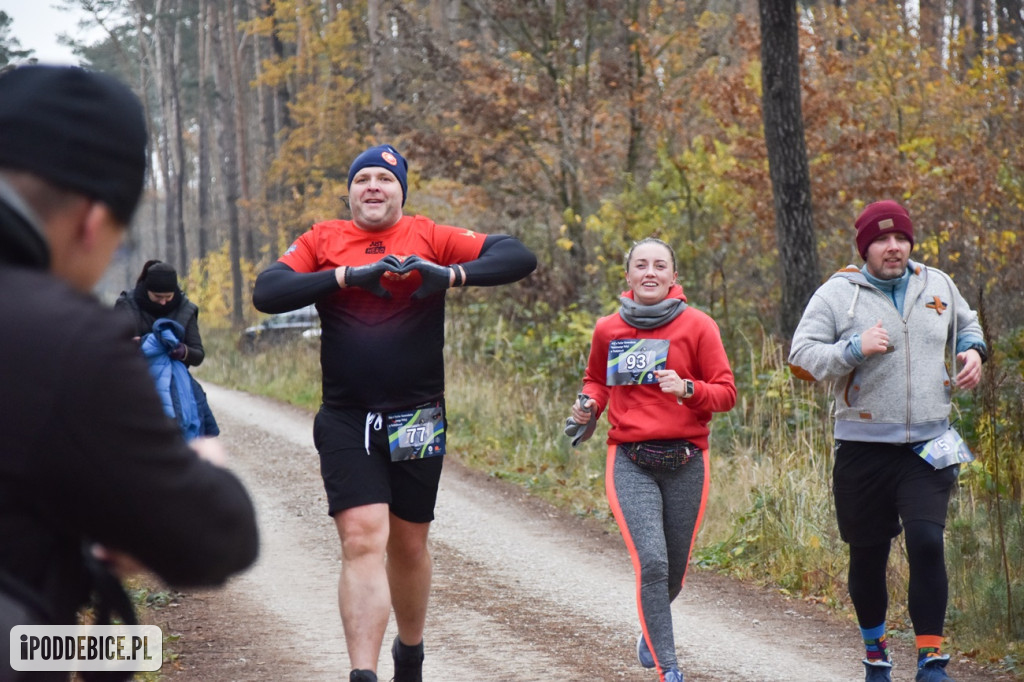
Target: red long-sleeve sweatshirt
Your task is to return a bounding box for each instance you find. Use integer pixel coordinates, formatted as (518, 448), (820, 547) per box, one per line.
(580, 286), (736, 450)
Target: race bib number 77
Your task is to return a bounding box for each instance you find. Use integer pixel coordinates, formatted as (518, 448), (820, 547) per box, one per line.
(387, 401), (446, 461)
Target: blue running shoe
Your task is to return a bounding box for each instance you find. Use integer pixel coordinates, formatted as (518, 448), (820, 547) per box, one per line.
(915, 655), (954, 682)
(662, 668), (684, 682)
(863, 659), (893, 682)
(636, 634), (655, 669)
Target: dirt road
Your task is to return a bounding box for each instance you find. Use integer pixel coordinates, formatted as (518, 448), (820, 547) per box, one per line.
(149, 383), (1010, 682)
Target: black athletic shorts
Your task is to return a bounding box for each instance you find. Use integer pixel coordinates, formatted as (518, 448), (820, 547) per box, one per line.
(313, 404), (445, 523)
(832, 440), (959, 546)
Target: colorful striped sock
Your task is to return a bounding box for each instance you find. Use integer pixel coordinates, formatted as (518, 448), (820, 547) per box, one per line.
(860, 623), (890, 662)
(916, 634), (944, 666)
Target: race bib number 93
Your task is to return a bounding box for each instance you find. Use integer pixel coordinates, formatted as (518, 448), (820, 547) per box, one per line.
(606, 339), (669, 386)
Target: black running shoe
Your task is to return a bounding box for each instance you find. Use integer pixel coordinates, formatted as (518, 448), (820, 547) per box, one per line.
(350, 669), (378, 682)
(391, 636), (424, 682)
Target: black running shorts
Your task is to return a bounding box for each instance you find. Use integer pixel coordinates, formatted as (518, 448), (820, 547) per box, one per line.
(313, 404), (445, 523)
(832, 439), (959, 546)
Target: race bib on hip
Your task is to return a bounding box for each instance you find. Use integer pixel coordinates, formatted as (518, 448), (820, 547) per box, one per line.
(387, 401), (446, 461)
(606, 339), (669, 386)
(912, 427), (974, 469)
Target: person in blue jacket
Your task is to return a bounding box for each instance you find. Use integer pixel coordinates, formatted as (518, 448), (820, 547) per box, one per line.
(117, 261), (219, 437)
(116, 260), (205, 366)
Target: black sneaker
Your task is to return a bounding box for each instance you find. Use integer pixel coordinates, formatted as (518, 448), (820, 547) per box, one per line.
(350, 670), (378, 682)
(391, 636), (424, 682)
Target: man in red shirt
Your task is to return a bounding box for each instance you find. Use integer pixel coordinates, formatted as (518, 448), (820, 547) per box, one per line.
(253, 144), (535, 682)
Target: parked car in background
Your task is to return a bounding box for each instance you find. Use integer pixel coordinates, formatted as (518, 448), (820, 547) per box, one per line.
(238, 304), (319, 352)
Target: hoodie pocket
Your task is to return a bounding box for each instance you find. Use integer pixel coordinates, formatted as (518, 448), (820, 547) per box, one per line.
(842, 370), (859, 408)
(614, 385), (665, 416)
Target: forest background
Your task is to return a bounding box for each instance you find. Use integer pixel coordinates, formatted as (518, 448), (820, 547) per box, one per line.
(2, 0), (1023, 676)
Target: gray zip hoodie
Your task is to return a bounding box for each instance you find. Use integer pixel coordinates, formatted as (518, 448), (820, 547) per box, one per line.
(788, 260), (985, 444)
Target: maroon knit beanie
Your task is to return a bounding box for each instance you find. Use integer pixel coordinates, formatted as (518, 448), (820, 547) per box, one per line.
(854, 200), (914, 259)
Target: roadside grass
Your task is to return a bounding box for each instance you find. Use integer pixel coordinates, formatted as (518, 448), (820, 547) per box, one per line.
(193, 330), (322, 410)
(124, 577), (181, 679)
(189, 320), (1023, 678)
(693, 332), (845, 601)
(69, 577), (174, 680)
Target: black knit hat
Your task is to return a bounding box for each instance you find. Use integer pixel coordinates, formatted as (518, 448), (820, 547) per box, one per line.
(144, 262), (178, 293)
(0, 65), (147, 224)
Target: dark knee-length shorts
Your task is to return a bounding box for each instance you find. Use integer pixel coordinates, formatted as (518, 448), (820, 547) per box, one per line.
(313, 404), (444, 523)
(832, 439), (958, 546)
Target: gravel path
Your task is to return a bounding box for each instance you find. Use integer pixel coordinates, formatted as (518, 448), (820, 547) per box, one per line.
(148, 383), (1011, 682)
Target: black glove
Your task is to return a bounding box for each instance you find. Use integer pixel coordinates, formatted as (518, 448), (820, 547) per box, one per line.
(401, 255), (453, 300)
(344, 255), (403, 298)
(169, 343), (187, 361)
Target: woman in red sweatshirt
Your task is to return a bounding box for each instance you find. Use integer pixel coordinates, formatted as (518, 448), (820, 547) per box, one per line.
(569, 237), (736, 682)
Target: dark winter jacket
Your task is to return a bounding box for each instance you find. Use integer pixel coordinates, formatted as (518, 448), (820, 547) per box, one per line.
(0, 188), (257, 627)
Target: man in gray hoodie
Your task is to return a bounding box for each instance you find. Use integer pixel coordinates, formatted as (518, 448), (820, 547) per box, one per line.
(788, 200), (986, 682)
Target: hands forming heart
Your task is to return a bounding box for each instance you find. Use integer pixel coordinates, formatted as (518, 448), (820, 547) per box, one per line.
(344, 254), (452, 300)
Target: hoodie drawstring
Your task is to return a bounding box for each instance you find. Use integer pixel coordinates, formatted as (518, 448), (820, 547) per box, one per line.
(847, 284), (861, 318)
(364, 412), (383, 455)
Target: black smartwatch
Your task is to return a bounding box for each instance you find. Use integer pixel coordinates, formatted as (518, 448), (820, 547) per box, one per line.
(680, 379), (694, 400)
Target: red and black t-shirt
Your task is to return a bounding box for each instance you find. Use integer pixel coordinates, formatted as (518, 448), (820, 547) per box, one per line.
(278, 215), (486, 411)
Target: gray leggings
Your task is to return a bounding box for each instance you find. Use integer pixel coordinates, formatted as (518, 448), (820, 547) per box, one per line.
(606, 444), (708, 673)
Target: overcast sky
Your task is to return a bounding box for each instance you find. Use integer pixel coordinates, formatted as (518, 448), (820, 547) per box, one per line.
(0, 1), (94, 65)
